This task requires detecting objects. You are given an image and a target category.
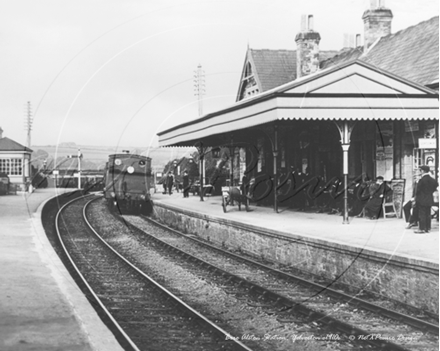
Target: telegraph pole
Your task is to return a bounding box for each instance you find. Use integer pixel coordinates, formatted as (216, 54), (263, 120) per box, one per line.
(24, 101), (33, 185)
(24, 101), (32, 148)
(194, 65), (206, 191)
(194, 64), (205, 117)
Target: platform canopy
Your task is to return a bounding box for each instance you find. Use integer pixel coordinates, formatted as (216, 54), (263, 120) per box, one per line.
(158, 60), (438, 147)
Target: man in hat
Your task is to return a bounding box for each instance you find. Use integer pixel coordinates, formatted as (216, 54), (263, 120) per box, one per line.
(166, 171), (174, 195)
(414, 165), (438, 234)
(363, 176), (392, 220)
(182, 170), (190, 198)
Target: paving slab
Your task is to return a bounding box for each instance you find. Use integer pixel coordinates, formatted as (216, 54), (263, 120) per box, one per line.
(0, 189), (123, 351)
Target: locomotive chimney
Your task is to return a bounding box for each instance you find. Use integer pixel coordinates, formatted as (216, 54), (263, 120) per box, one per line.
(295, 14), (321, 78)
(0, 127), (3, 139)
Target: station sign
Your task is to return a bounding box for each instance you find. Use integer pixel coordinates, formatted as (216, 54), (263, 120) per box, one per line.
(52, 170), (59, 175)
(405, 121), (419, 132)
(418, 138), (437, 149)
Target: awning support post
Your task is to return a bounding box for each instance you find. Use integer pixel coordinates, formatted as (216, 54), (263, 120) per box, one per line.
(195, 142), (206, 202)
(199, 151), (204, 202)
(230, 135), (234, 186)
(273, 124), (278, 213)
(334, 120), (355, 224)
(342, 144), (350, 224)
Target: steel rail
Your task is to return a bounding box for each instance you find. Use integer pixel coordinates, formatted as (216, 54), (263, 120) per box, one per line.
(56, 195), (141, 351)
(127, 215), (429, 351)
(145, 215), (439, 335)
(81, 196), (254, 351)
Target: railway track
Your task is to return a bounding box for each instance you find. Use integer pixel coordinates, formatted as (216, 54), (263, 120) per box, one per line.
(55, 195), (253, 351)
(109, 210), (439, 350)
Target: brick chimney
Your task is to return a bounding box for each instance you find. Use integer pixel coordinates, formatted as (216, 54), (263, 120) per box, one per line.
(295, 14), (321, 78)
(362, 0), (393, 51)
(0, 127), (3, 139)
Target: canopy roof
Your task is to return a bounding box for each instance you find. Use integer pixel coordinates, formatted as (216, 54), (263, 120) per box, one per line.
(158, 60), (438, 147)
(0, 137), (32, 153)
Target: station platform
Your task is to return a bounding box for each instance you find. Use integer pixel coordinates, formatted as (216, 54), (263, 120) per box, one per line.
(151, 191), (439, 313)
(0, 189), (123, 351)
(152, 192), (439, 265)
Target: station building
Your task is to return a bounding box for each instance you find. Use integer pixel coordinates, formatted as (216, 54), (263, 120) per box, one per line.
(158, 4), (439, 215)
(0, 127), (32, 192)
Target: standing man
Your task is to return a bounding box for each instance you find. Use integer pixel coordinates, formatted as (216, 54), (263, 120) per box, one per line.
(414, 165), (438, 234)
(167, 171), (174, 195)
(182, 170), (189, 198)
(403, 174), (420, 229)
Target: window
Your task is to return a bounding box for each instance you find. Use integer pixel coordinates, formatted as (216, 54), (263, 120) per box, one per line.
(0, 159), (10, 174)
(0, 158), (22, 175)
(245, 62), (253, 77)
(10, 159), (22, 175)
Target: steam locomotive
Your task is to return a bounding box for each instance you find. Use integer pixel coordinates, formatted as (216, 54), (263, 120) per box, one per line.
(103, 153), (153, 214)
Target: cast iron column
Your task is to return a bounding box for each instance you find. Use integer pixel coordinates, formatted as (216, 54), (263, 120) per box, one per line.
(335, 120), (353, 224)
(200, 151), (204, 201)
(196, 143), (205, 202)
(273, 125), (278, 213)
(230, 135), (234, 186)
(342, 143), (350, 224)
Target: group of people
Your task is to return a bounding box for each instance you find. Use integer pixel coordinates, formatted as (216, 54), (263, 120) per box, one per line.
(160, 165), (438, 233)
(274, 165), (438, 231)
(162, 170), (191, 198)
(357, 165), (438, 233)
(403, 165), (438, 234)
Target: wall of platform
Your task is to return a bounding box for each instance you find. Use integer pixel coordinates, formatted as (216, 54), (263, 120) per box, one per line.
(152, 202), (439, 314)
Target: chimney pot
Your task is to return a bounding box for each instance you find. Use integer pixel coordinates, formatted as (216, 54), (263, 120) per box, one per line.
(301, 14), (307, 31)
(356, 34), (361, 47)
(295, 14), (320, 78)
(308, 15), (314, 31)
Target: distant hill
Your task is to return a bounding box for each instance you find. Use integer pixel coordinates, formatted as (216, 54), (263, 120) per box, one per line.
(31, 144), (195, 172)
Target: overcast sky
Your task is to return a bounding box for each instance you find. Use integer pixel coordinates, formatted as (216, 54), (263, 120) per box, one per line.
(1, 0), (438, 149)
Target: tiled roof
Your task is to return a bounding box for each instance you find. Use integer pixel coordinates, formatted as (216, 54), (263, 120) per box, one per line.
(363, 16), (439, 86)
(250, 49), (339, 92)
(320, 16), (439, 87)
(320, 47), (363, 70)
(250, 49), (296, 92)
(0, 137), (32, 152)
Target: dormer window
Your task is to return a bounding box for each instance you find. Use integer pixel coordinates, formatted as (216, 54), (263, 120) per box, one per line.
(245, 62), (253, 77)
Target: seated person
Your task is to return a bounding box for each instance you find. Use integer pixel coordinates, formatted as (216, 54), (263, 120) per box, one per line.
(363, 176), (392, 220)
(403, 179), (419, 228)
(349, 177), (371, 217)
